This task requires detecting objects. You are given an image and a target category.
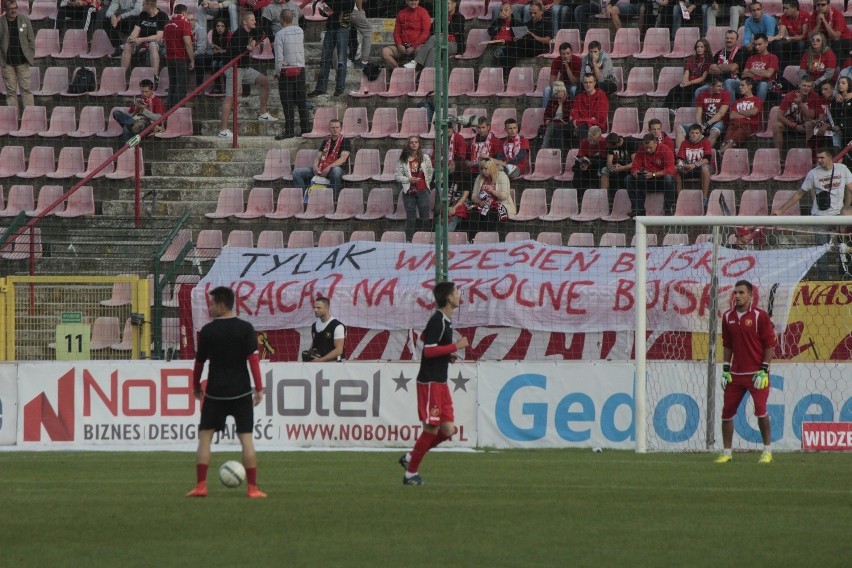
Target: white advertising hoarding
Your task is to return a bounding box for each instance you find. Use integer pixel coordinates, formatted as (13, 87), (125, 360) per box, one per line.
(0, 363), (17, 446)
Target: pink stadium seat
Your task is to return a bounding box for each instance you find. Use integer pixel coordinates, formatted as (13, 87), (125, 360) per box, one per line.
(537, 232), (563, 246)
(91, 67), (127, 97)
(711, 149), (750, 182)
(47, 146), (85, 179)
(458, 0), (486, 19)
(349, 67), (387, 97)
(409, 66), (435, 97)
(599, 232), (627, 247)
(295, 189), (334, 219)
(774, 148), (812, 182)
(302, 107), (339, 138)
(356, 186), (394, 220)
(119, 67), (156, 96)
(39, 106), (76, 137)
(386, 191), (407, 221)
(10, 105), (48, 137)
(227, 230), (254, 248)
(580, 28), (611, 57)
(510, 188), (547, 221)
(342, 107), (369, 137)
(254, 149), (291, 181)
(520, 107), (545, 139)
(601, 189), (633, 222)
(456, 107), (486, 140)
(154, 67), (169, 97)
(89, 317), (121, 350)
(301, 3), (327, 21)
(0, 185), (35, 217)
(392, 107), (429, 139)
(381, 231), (406, 243)
(26, 185), (65, 217)
(705, 26), (728, 54)
(448, 67), (475, 96)
(106, 148), (144, 179)
(68, 106), (105, 138)
(34, 29), (60, 59)
(706, 189), (737, 216)
(257, 230), (284, 248)
(553, 149), (579, 182)
(498, 67), (534, 97)
(0, 227), (42, 260)
(326, 187), (364, 220)
(612, 66), (624, 94)
(738, 189), (769, 216)
(742, 148), (781, 182)
(374, 149), (402, 182)
(523, 149), (562, 181)
(251, 37), (274, 60)
(33, 66), (68, 96)
(489, 108), (517, 139)
(412, 231), (434, 244)
(541, 187), (579, 221)
(155, 107), (193, 138)
(672, 106), (699, 137)
(30, 0), (58, 20)
(570, 189), (610, 222)
(665, 27), (700, 59)
(455, 28), (490, 60)
(544, 29), (581, 59)
(662, 233), (689, 246)
(343, 149), (380, 182)
(631, 234), (659, 246)
(782, 65), (802, 87)
(610, 28), (641, 59)
(609, 107), (641, 137)
(318, 230), (345, 247)
(362, 107), (399, 139)
(0, 107), (17, 136)
(82, 29), (113, 59)
(289, 149), (318, 179)
(756, 106), (780, 138)
(505, 231), (531, 242)
(97, 107), (125, 138)
(287, 230), (315, 248)
(191, 230), (223, 261)
(53, 29), (88, 59)
(448, 231), (469, 245)
(18, 146), (55, 178)
(101, 278), (133, 307)
(0, 146), (25, 178)
(644, 193), (665, 216)
(567, 232), (595, 246)
(472, 231), (499, 244)
(206, 188), (244, 219)
(635, 28), (670, 59)
(350, 230), (376, 242)
(470, 67), (504, 97)
(55, 186), (96, 218)
(648, 66), (683, 98)
(618, 67), (655, 98)
(525, 67), (551, 99)
(265, 187), (304, 219)
(635, 108), (672, 138)
(235, 187), (274, 219)
(770, 189), (801, 215)
(378, 67), (416, 98)
(674, 189), (705, 216)
(77, 147), (115, 179)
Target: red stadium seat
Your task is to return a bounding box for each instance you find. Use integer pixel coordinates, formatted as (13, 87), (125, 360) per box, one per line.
(618, 67), (655, 98)
(458, 0), (486, 19)
(82, 29), (113, 59)
(705, 26), (729, 54)
(380, 231), (406, 243)
(635, 108), (671, 138)
(473, 231), (499, 244)
(105, 148), (144, 180)
(756, 106), (780, 139)
(391, 107), (429, 139)
(610, 28), (641, 59)
(349, 68), (387, 97)
(361, 107), (399, 139)
(318, 230), (345, 247)
(234, 187), (274, 219)
(192, 230), (223, 261)
(665, 27), (700, 59)
(711, 149), (749, 182)
(773, 148), (812, 182)
(537, 232), (563, 246)
(0, 146), (25, 178)
(0, 107), (17, 136)
(409, 66), (435, 97)
(295, 189), (334, 220)
(378, 67), (416, 98)
(227, 230), (254, 248)
(498, 67), (534, 98)
(510, 187), (547, 221)
(342, 106), (369, 138)
(505, 231), (531, 242)
(662, 233), (689, 246)
(287, 230), (315, 248)
(251, 37), (274, 60)
(635, 28), (670, 59)
(738, 189), (769, 216)
(470, 67), (504, 97)
(541, 29), (581, 58)
(265, 187), (304, 219)
(673, 189), (705, 216)
(519, 107), (545, 139)
(91, 67), (127, 97)
(770, 189), (801, 215)
(570, 189), (610, 221)
(53, 29), (88, 59)
(68, 106), (105, 138)
(609, 107), (640, 137)
(648, 67), (684, 98)
(90, 317), (121, 350)
(455, 29), (490, 60)
(257, 230), (284, 248)
(39, 106), (76, 137)
(0, 185), (35, 217)
(0, 227), (42, 260)
(632, 234), (659, 246)
(449, 232), (469, 245)
(672, 106), (699, 137)
(580, 28), (611, 57)
(155, 107), (193, 138)
(525, 68), (551, 100)
(10, 106), (48, 137)
(489, 107), (517, 138)
(349, 231), (376, 242)
(553, 149), (579, 182)
(33, 66), (68, 96)
(373, 149), (402, 182)
(567, 232), (595, 246)
(119, 67), (156, 96)
(30, 0), (58, 20)
(601, 189), (633, 222)
(33, 29), (60, 59)
(97, 107), (125, 138)
(599, 232), (627, 246)
(77, 147), (115, 179)
(356, 186), (395, 220)
(706, 189), (738, 215)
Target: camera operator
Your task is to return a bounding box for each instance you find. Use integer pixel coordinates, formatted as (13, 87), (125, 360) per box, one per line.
(304, 296), (345, 362)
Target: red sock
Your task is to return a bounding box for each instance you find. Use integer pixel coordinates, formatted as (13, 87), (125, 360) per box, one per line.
(196, 463), (208, 484)
(246, 467), (257, 486)
(407, 431), (437, 474)
(429, 431), (451, 450)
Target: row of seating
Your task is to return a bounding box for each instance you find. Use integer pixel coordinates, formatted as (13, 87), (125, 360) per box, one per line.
(0, 184), (95, 218)
(0, 146), (143, 180)
(44, 315), (181, 352)
(0, 105), (191, 139)
(7, 65), (177, 98)
(19, 0), (184, 21)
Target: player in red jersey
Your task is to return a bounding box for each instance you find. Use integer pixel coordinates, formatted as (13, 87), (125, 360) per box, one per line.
(187, 286), (267, 498)
(717, 280), (777, 464)
(399, 281), (469, 485)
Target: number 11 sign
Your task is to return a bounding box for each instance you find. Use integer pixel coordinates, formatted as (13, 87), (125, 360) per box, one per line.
(55, 323), (91, 361)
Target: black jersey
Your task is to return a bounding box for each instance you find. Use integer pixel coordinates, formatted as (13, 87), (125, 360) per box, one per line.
(416, 310), (454, 384)
(196, 317), (258, 399)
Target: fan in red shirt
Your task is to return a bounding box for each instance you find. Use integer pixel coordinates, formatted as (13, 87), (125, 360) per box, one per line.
(774, 76), (818, 154)
(717, 280), (776, 464)
(627, 133), (677, 216)
(808, 0), (852, 57)
(647, 118), (675, 153)
(720, 77), (763, 155)
(544, 42), (582, 106)
(112, 78), (166, 143)
(676, 123), (715, 198)
(495, 118), (530, 178)
(734, 34), (778, 102)
(776, 0), (810, 69)
(685, 77), (731, 148)
(163, 4), (194, 109)
(570, 74), (609, 141)
(465, 117), (503, 174)
(382, 0), (431, 69)
(573, 125), (607, 199)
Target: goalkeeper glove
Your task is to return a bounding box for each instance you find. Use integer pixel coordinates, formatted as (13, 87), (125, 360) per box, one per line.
(753, 363), (770, 389)
(721, 364), (732, 390)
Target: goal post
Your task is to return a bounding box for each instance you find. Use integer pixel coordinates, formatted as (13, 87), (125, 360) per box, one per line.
(634, 215), (852, 453)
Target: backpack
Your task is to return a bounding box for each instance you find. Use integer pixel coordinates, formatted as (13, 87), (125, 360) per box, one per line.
(68, 67), (96, 94)
(362, 62), (383, 82)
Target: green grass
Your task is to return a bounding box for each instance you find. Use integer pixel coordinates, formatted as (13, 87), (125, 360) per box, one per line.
(0, 450), (850, 567)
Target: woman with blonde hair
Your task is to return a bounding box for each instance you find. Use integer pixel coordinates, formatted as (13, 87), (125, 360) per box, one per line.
(542, 80), (571, 149)
(395, 136), (434, 242)
(799, 32), (836, 86)
(464, 157), (516, 241)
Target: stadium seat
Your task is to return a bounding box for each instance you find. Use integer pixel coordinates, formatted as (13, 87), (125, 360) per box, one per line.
(342, 107), (369, 137)
(47, 146), (85, 179)
(392, 107), (429, 139)
(191, 230), (223, 261)
(205, 188), (244, 219)
(10, 105), (47, 137)
(39, 106), (76, 137)
(456, 108), (486, 141)
(609, 107), (640, 137)
(89, 317), (121, 350)
(0, 185), (35, 217)
(154, 68), (169, 97)
(711, 149), (750, 182)
(473, 232), (499, 244)
(378, 67), (416, 98)
(350, 230), (376, 242)
(82, 29), (113, 59)
(374, 149), (402, 181)
(380, 231), (406, 243)
(412, 231), (434, 244)
(525, 67), (551, 98)
(77, 147), (115, 179)
(226, 230), (254, 248)
(68, 106), (105, 138)
(631, 233), (659, 246)
(694, 234), (714, 244)
(361, 107), (399, 139)
(662, 233), (689, 245)
(34, 29), (60, 59)
(705, 26), (728, 53)
(774, 148), (812, 182)
(287, 230), (315, 248)
(770, 189), (801, 215)
(0, 227), (42, 260)
(510, 188), (547, 221)
(738, 189), (769, 216)
(254, 149), (291, 182)
(455, 28), (490, 60)
(356, 186), (394, 220)
(498, 67), (534, 98)
(609, 28), (641, 59)
(349, 67), (387, 97)
(0, 146), (25, 178)
(251, 37), (274, 60)
(106, 148), (144, 180)
(326, 187), (364, 220)
(781, 64), (802, 88)
(119, 67), (156, 96)
(537, 232), (563, 246)
(33, 66), (69, 96)
(647, 67), (684, 98)
(458, 0), (486, 19)
(447, 67), (475, 96)
(601, 189), (632, 222)
(53, 29), (88, 59)
(161, 318), (181, 352)
(302, 107), (338, 138)
(644, 193), (665, 216)
(570, 189), (610, 221)
(523, 149), (562, 181)
(56, 186), (95, 218)
(155, 107), (193, 138)
(542, 29), (581, 58)
(635, 108), (671, 138)
(318, 230), (345, 247)
(101, 278), (134, 307)
(612, 66), (625, 94)
(489, 108), (517, 139)
(618, 66), (655, 98)
(470, 67), (504, 97)
(257, 230), (284, 248)
(553, 149), (579, 182)
(706, 189), (737, 216)
(235, 187), (274, 219)
(265, 187), (304, 219)
(580, 28), (611, 57)
(599, 232), (627, 247)
(18, 146), (55, 178)
(665, 27), (700, 58)
(635, 28), (670, 59)
(0, 107), (17, 136)
(295, 189), (334, 219)
(567, 232), (595, 246)
(519, 107), (545, 139)
(386, 191), (408, 221)
(448, 231), (469, 245)
(343, 149), (381, 182)
(742, 148), (781, 182)
(29, 0), (58, 20)
(97, 106), (125, 138)
(505, 231), (531, 242)
(541, 187), (579, 221)
(756, 107), (780, 139)
(409, 66), (435, 97)
(672, 106), (699, 137)
(26, 185), (65, 217)
(672, 189), (705, 216)
(91, 67), (127, 97)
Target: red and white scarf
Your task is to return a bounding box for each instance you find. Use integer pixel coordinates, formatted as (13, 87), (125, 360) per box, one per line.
(318, 135), (344, 171)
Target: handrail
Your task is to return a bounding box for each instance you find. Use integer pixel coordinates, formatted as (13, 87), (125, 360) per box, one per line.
(151, 209), (191, 357)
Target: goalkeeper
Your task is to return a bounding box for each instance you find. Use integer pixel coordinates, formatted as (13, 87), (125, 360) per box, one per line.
(717, 280), (777, 464)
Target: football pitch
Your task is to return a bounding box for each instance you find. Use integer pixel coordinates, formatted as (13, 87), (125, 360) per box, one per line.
(1, 450), (849, 567)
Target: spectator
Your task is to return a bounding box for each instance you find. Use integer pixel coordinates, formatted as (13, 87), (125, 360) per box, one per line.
(55, 0), (100, 33)
(189, 11), (212, 92)
(601, 133), (633, 191)
(542, 80), (572, 149)
(273, 7), (309, 139)
(464, 157), (516, 241)
(350, 0), (373, 69)
(487, 0), (527, 22)
(670, 0), (697, 41)
(568, 0), (602, 39)
(804, 79), (836, 148)
(483, 2), (520, 69)
(395, 136), (434, 242)
(208, 19), (230, 94)
(543, 42), (581, 107)
(120, 0), (168, 76)
(261, 0), (301, 37)
(218, 11), (276, 139)
(444, 122), (470, 231)
(0, 0), (35, 112)
(808, 0), (852, 58)
(628, 133), (677, 216)
(703, 1), (748, 38)
(164, 4), (195, 109)
(677, 76), (731, 148)
(775, 76), (818, 153)
(239, 0), (273, 24)
(381, 0), (430, 70)
(113, 78), (165, 143)
(495, 1), (551, 82)
(571, 73), (609, 141)
(676, 123), (715, 199)
(495, 118), (530, 178)
(466, 117), (503, 176)
(829, 76), (852, 146)
(664, 39), (713, 111)
(724, 33), (778, 101)
(743, 2), (779, 52)
(574, 125), (607, 198)
(606, 0), (646, 36)
(580, 39), (618, 95)
(777, 0), (810, 70)
(292, 119), (351, 198)
(200, 0), (239, 32)
(104, 0), (143, 58)
(799, 32), (836, 85)
(719, 77), (763, 154)
(694, 29), (746, 103)
(310, 0), (355, 96)
(648, 117), (675, 152)
(541, 0), (565, 39)
(414, 0), (465, 71)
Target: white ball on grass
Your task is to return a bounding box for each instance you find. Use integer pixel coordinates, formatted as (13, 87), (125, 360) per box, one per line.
(218, 460), (246, 488)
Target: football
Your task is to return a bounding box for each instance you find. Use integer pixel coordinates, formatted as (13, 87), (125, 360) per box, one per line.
(218, 460), (246, 488)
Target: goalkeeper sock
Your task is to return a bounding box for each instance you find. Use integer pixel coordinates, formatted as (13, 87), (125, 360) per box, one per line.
(723, 449), (732, 457)
(764, 446), (771, 453)
(196, 463), (208, 483)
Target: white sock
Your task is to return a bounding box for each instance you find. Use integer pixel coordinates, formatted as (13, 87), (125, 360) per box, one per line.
(405, 452), (412, 462)
(764, 446), (771, 453)
(404, 471), (418, 479)
(723, 449), (732, 457)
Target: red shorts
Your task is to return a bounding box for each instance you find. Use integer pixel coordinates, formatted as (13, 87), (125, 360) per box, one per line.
(416, 382), (454, 426)
(721, 373), (770, 420)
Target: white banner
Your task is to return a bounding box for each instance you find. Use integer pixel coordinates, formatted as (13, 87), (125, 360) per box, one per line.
(0, 364), (17, 446)
(191, 242), (824, 334)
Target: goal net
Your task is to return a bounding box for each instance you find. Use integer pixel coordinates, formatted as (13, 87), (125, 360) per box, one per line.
(634, 215), (852, 453)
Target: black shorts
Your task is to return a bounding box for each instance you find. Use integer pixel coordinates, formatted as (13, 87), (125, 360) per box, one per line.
(199, 394), (254, 434)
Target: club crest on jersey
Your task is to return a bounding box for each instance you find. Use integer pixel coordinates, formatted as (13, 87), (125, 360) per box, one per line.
(745, 319), (753, 327)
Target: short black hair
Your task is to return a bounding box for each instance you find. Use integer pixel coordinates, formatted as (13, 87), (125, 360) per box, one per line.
(606, 132), (622, 146)
(209, 286), (235, 310)
(559, 42), (572, 52)
(314, 296), (330, 308)
(433, 281), (456, 308)
(689, 123), (703, 133)
(734, 280), (753, 293)
(753, 33), (769, 43)
(504, 117), (518, 127)
(642, 133), (656, 144)
(139, 79), (154, 89)
(173, 3), (187, 14)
